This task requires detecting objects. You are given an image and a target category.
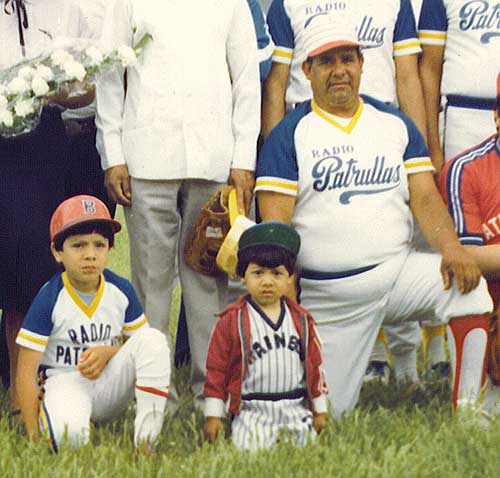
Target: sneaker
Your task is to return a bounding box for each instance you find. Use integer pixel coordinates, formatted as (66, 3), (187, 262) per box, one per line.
(364, 360), (391, 384)
(424, 361), (451, 381)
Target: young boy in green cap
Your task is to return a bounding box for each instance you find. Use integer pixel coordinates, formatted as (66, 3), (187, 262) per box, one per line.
(203, 221), (328, 450)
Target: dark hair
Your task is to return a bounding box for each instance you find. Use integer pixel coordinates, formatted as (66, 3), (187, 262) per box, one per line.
(53, 221), (115, 251)
(236, 244), (296, 278)
(496, 97), (500, 111)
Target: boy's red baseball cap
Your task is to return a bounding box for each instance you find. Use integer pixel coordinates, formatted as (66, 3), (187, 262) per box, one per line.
(50, 195), (121, 242)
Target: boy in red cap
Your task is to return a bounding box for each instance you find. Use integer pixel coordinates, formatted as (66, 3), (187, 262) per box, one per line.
(16, 195), (170, 453)
(203, 222), (328, 450)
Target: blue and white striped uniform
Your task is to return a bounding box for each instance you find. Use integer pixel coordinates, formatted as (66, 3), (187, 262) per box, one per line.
(255, 96), (492, 415)
(418, 0), (499, 159)
(268, 0), (421, 107)
(232, 299), (314, 450)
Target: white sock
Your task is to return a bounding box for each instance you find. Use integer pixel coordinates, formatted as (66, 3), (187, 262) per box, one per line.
(427, 335), (446, 366)
(134, 386), (168, 448)
(370, 338), (388, 362)
(392, 349), (418, 383)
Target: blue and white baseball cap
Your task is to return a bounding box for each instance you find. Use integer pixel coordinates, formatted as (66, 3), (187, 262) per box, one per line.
(303, 14), (362, 58)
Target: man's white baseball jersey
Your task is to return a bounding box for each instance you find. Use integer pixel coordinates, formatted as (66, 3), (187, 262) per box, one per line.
(268, 0), (421, 106)
(17, 269), (147, 375)
(418, 0), (499, 158)
(255, 96), (434, 274)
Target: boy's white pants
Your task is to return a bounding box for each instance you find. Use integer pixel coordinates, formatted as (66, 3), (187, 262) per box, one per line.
(39, 327), (170, 450)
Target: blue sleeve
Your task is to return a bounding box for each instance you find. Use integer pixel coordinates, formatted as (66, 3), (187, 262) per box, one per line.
(267, 0), (294, 49)
(402, 115), (429, 161)
(247, 0), (273, 81)
(256, 106), (306, 183)
(418, 0), (447, 32)
(394, 0), (418, 42)
(21, 280), (59, 338)
(123, 280), (144, 324)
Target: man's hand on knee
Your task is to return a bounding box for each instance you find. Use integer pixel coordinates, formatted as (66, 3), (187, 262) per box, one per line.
(440, 244), (481, 294)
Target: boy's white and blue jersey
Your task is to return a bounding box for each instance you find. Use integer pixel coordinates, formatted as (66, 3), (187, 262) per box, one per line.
(255, 95), (434, 273)
(16, 269), (148, 375)
(268, 0), (421, 106)
(418, 0), (500, 101)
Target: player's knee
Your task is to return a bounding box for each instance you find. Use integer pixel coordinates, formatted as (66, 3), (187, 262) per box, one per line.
(54, 418), (90, 450)
(135, 327), (169, 353)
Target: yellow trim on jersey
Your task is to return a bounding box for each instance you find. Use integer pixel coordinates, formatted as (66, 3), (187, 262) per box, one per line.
(255, 179), (299, 192)
(273, 48), (293, 60)
(312, 99), (363, 134)
(62, 272), (105, 318)
(404, 157), (435, 174)
(123, 315), (148, 332)
(393, 41), (421, 52)
(418, 31), (446, 43)
(17, 331), (48, 346)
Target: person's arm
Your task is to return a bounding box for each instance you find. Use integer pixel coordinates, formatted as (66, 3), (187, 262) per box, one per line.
(394, 54), (427, 140)
(226, 0), (261, 214)
(419, 44), (445, 173)
(95, 0), (134, 206)
(17, 348), (43, 441)
(261, 62), (290, 138)
(465, 245), (500, 280)
(257, 190), (295, 223)
(408, 171), (481, 293)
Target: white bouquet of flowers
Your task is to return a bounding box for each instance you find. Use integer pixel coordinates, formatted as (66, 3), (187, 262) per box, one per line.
(0, 33), (151, 137)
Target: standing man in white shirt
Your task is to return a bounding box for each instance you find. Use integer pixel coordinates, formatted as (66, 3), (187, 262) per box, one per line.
(95, 0), (261, 407)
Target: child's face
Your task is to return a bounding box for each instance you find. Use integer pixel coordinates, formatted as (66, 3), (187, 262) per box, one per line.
(51, 233), (109, 292)
(242, 263), (293, 307)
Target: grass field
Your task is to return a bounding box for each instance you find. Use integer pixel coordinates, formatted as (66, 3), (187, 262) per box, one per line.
(2, 207), (500, 477)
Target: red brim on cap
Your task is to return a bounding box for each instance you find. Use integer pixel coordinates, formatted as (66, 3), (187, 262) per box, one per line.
(52, 218), (122, 242)
(308, 40), (360, 58)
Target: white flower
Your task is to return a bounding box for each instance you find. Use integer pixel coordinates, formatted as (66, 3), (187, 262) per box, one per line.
(7, 77), (30, 95)
(50, 49), (73, 66)
(0, 95), (6, 109)
(0, 108), (13, 127)
(14, 98), (35, 117)
(35, 64), (54, 81)
(63, 60), (86, 81)
(31, 76), (50, 96)
(18, 66), (36, 80)
(117, 45), (137, 67)
(85, 46), (104, 66)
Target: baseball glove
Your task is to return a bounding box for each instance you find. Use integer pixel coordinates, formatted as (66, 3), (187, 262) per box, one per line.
(184, 185), (234, 276)
(487, 312), (500, 385)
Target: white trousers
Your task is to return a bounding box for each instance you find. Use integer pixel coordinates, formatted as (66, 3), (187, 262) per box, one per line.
(232, 398), (315, 451)
(444, 105), (496, 161)
(300, 250), (493, 416)
(125, 178), (228, 404)
(39, 327), (170, 449)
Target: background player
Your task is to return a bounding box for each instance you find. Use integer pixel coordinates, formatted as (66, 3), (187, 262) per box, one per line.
(204, 222), (327, 450)
(255, 15), (493, 417)
(16, 195), (170, 452)
(418, 0), (500, 373)
(263, 0), (427, 383)
(440, 73), (500, 413)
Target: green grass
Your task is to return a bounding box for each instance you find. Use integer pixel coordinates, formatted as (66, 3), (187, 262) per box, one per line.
(3, 207), (500, 476)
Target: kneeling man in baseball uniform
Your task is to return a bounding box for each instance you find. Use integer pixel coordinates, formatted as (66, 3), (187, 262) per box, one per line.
(16, 195), (170, 452)
(255, 14), (493, 418)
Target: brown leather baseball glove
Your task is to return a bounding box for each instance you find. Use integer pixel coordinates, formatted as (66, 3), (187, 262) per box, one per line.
(184, 186), (234, 276)
(488, 312), (500, 385)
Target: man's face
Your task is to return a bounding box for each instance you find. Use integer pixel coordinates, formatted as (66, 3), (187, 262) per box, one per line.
(302, 46), (363, 116)
(495, 108), (500, 134)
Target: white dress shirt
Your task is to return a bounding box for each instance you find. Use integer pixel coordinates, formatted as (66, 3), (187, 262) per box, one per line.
(96, 0), (261, 181)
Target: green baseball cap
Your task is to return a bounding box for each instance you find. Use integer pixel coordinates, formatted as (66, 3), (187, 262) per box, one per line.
(238, 222), (301, 256)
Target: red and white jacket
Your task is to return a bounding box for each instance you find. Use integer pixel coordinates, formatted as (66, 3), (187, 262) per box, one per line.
(204, 295), (328, 417)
